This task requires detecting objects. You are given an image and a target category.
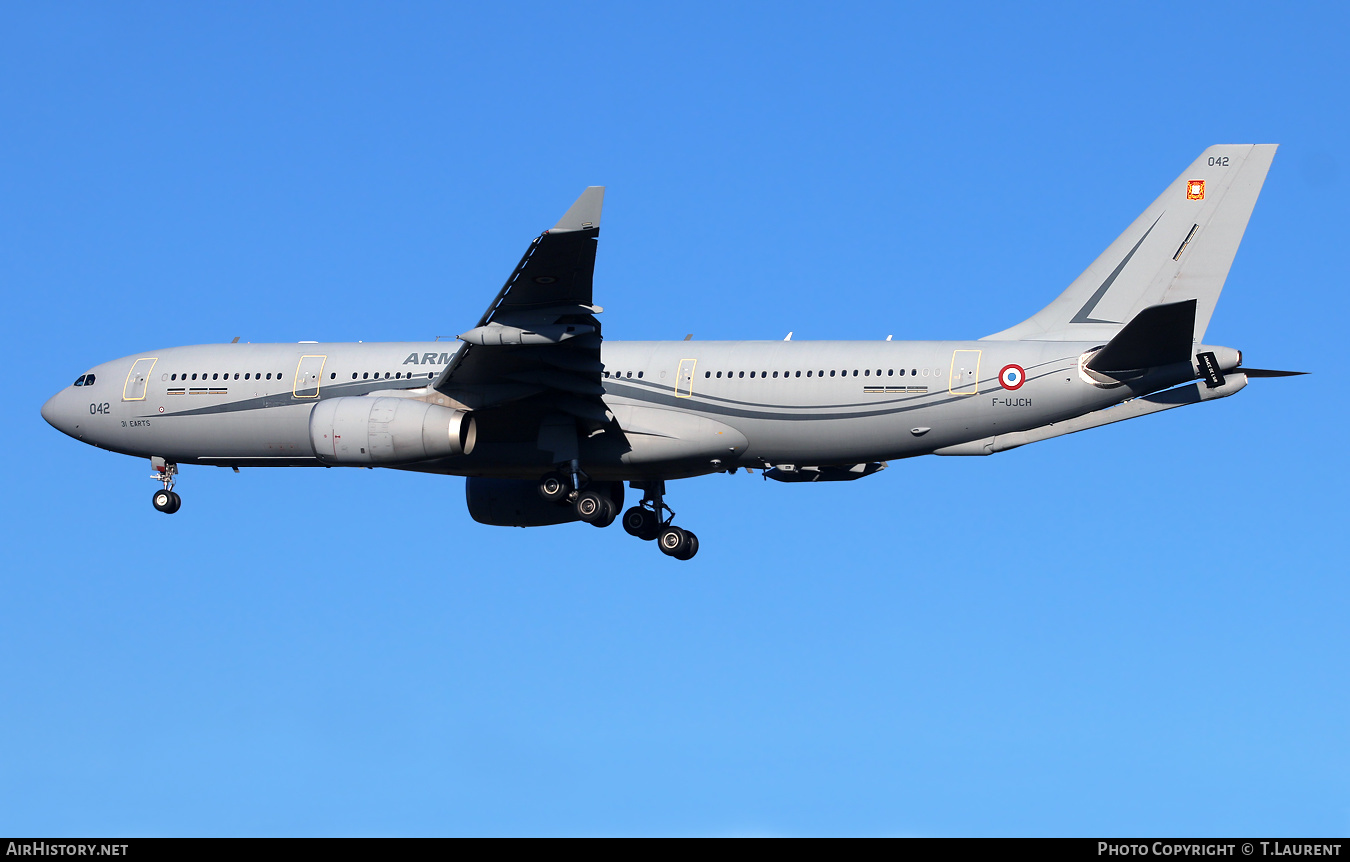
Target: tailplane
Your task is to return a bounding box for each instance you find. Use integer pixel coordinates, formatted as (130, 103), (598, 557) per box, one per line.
(983, 144), (1277, 344)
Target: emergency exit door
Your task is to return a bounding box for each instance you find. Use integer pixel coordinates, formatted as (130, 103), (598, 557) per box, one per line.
(949, 350), (981, 395)
(675, 359), (697, 398)
(293, 355), (327, 398)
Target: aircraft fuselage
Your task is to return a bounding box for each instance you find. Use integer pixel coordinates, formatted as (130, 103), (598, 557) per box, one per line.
(41, 338), (1199, 479)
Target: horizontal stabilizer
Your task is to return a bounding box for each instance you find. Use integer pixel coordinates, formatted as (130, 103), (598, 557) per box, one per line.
(1240, 368), (1308, 378)
(1085, 299), (1196, 375)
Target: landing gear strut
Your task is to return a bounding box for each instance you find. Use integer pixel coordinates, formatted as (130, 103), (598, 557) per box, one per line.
(624, 481), (698, 560)
(150, 457), (181, 514)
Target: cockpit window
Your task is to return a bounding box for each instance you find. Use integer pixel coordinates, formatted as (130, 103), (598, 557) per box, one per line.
(85, 373), (95, 385)
(74, 375), (86, 386)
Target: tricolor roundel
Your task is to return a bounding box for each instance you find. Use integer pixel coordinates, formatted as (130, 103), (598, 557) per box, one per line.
(999, 364), (1026, 390)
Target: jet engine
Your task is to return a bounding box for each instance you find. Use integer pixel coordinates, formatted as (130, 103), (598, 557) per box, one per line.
(466, 478), (624, 527)
(309, 397), (476, 465)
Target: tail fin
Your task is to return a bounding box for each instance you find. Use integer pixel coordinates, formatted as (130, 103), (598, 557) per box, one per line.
(983, 144), (1277, 343)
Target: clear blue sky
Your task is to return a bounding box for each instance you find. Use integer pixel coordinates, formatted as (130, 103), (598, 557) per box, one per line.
(3, 2), (1346, 837)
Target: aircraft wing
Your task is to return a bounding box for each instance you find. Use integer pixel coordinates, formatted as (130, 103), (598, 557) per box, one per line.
(430, 187), (610, 428)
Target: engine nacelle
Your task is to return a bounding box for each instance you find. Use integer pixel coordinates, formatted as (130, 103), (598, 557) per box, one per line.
(309, 397), (476, 465)
(466, 478), (624, 527)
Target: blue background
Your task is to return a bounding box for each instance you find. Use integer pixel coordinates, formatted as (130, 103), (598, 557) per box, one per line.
(2, 2), (1345, 836)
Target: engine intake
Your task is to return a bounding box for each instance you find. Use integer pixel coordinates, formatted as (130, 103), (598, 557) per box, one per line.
(309, 397), (476, 465)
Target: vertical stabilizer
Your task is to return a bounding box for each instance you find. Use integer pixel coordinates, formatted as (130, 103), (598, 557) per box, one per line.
(983, 145), (1277, 343)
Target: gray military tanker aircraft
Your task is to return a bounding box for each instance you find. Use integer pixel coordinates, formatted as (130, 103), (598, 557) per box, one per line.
(43, 144), (1301, 560)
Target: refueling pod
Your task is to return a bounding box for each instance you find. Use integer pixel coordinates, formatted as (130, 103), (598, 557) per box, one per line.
(309, 397), (476, 465)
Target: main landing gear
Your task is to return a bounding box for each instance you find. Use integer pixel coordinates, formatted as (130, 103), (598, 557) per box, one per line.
(535, 471), (697, 559)
(150, 457), (181, 514)
(538, 467), (619, 529)
(623, 480), (698, 561)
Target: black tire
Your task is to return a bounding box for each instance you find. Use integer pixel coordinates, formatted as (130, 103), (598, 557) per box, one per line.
(166, 491), (182, 514)
(591, 497), (617, 528)
(622, 506), (658, 539)
(675, 531), (699, 560)
(575, 490), (606, 523)
(152, 489), (174, 513)
(538, 472), (570, 504)
(657, 525), (688, 557)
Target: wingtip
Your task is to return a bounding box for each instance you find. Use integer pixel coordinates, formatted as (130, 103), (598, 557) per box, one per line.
(552, 186), (605, 231)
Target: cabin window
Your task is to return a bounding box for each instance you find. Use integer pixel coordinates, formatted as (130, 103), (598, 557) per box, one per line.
(829, 370), (835, 377)
(738, 371), (744, 378)
(864, 369), (870, 376)
(363, 372), (369, 379)
(637, 372), (643, 378)
(704, 371), (710, 378)
(772, 371), (778, 378)
(266, 373), (272, 380)
(852, 370), (858, 377)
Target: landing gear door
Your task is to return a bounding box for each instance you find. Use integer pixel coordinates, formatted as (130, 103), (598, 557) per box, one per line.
(675, 359), (696, 398)
(949, 349), (981, 395)
(122, 358), (157, 401)
(293, 355), (327, 399)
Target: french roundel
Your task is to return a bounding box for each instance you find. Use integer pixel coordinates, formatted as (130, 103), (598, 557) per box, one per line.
(999, 364), (1026, 390)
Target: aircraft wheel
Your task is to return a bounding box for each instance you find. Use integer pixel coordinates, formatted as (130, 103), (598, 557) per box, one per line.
(675, 531), (699, 561)
(657, 525), (689, 557)
(622, 507), (659, 540)
(153, 489), (176, 513)
(539, 472), (570, 504)
(575, 490), (606, 523)
(166, 491), (182, 514)
(590, 497), (617, 529)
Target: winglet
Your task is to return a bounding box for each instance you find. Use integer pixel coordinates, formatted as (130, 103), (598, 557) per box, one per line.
(552, 186), (605, 232)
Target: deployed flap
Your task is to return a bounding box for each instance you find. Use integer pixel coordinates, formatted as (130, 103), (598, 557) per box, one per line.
(1085, 299), (1196, 375)
(432, 188), (610, 431)
(983, 145), (1277, 343)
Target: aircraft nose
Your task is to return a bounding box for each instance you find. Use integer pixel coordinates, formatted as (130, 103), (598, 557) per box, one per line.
(41, 389), (79, 438)
(41, 392), (60, 427)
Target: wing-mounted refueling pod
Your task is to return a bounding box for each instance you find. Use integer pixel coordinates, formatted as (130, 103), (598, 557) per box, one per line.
(764, 462), (888, 483)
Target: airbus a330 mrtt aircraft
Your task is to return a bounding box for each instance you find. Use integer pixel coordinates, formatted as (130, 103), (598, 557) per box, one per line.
(42, 144), (1302, 560)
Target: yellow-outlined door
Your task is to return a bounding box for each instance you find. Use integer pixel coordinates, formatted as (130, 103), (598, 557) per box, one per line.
(949, 349), (981, 395)
(293, 355), (327, 398)
(122, 358), (157, 401)
(675, 359), (697, 398)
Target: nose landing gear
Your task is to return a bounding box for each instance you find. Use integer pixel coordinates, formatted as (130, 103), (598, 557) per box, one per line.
(150, 457), (181, 514)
